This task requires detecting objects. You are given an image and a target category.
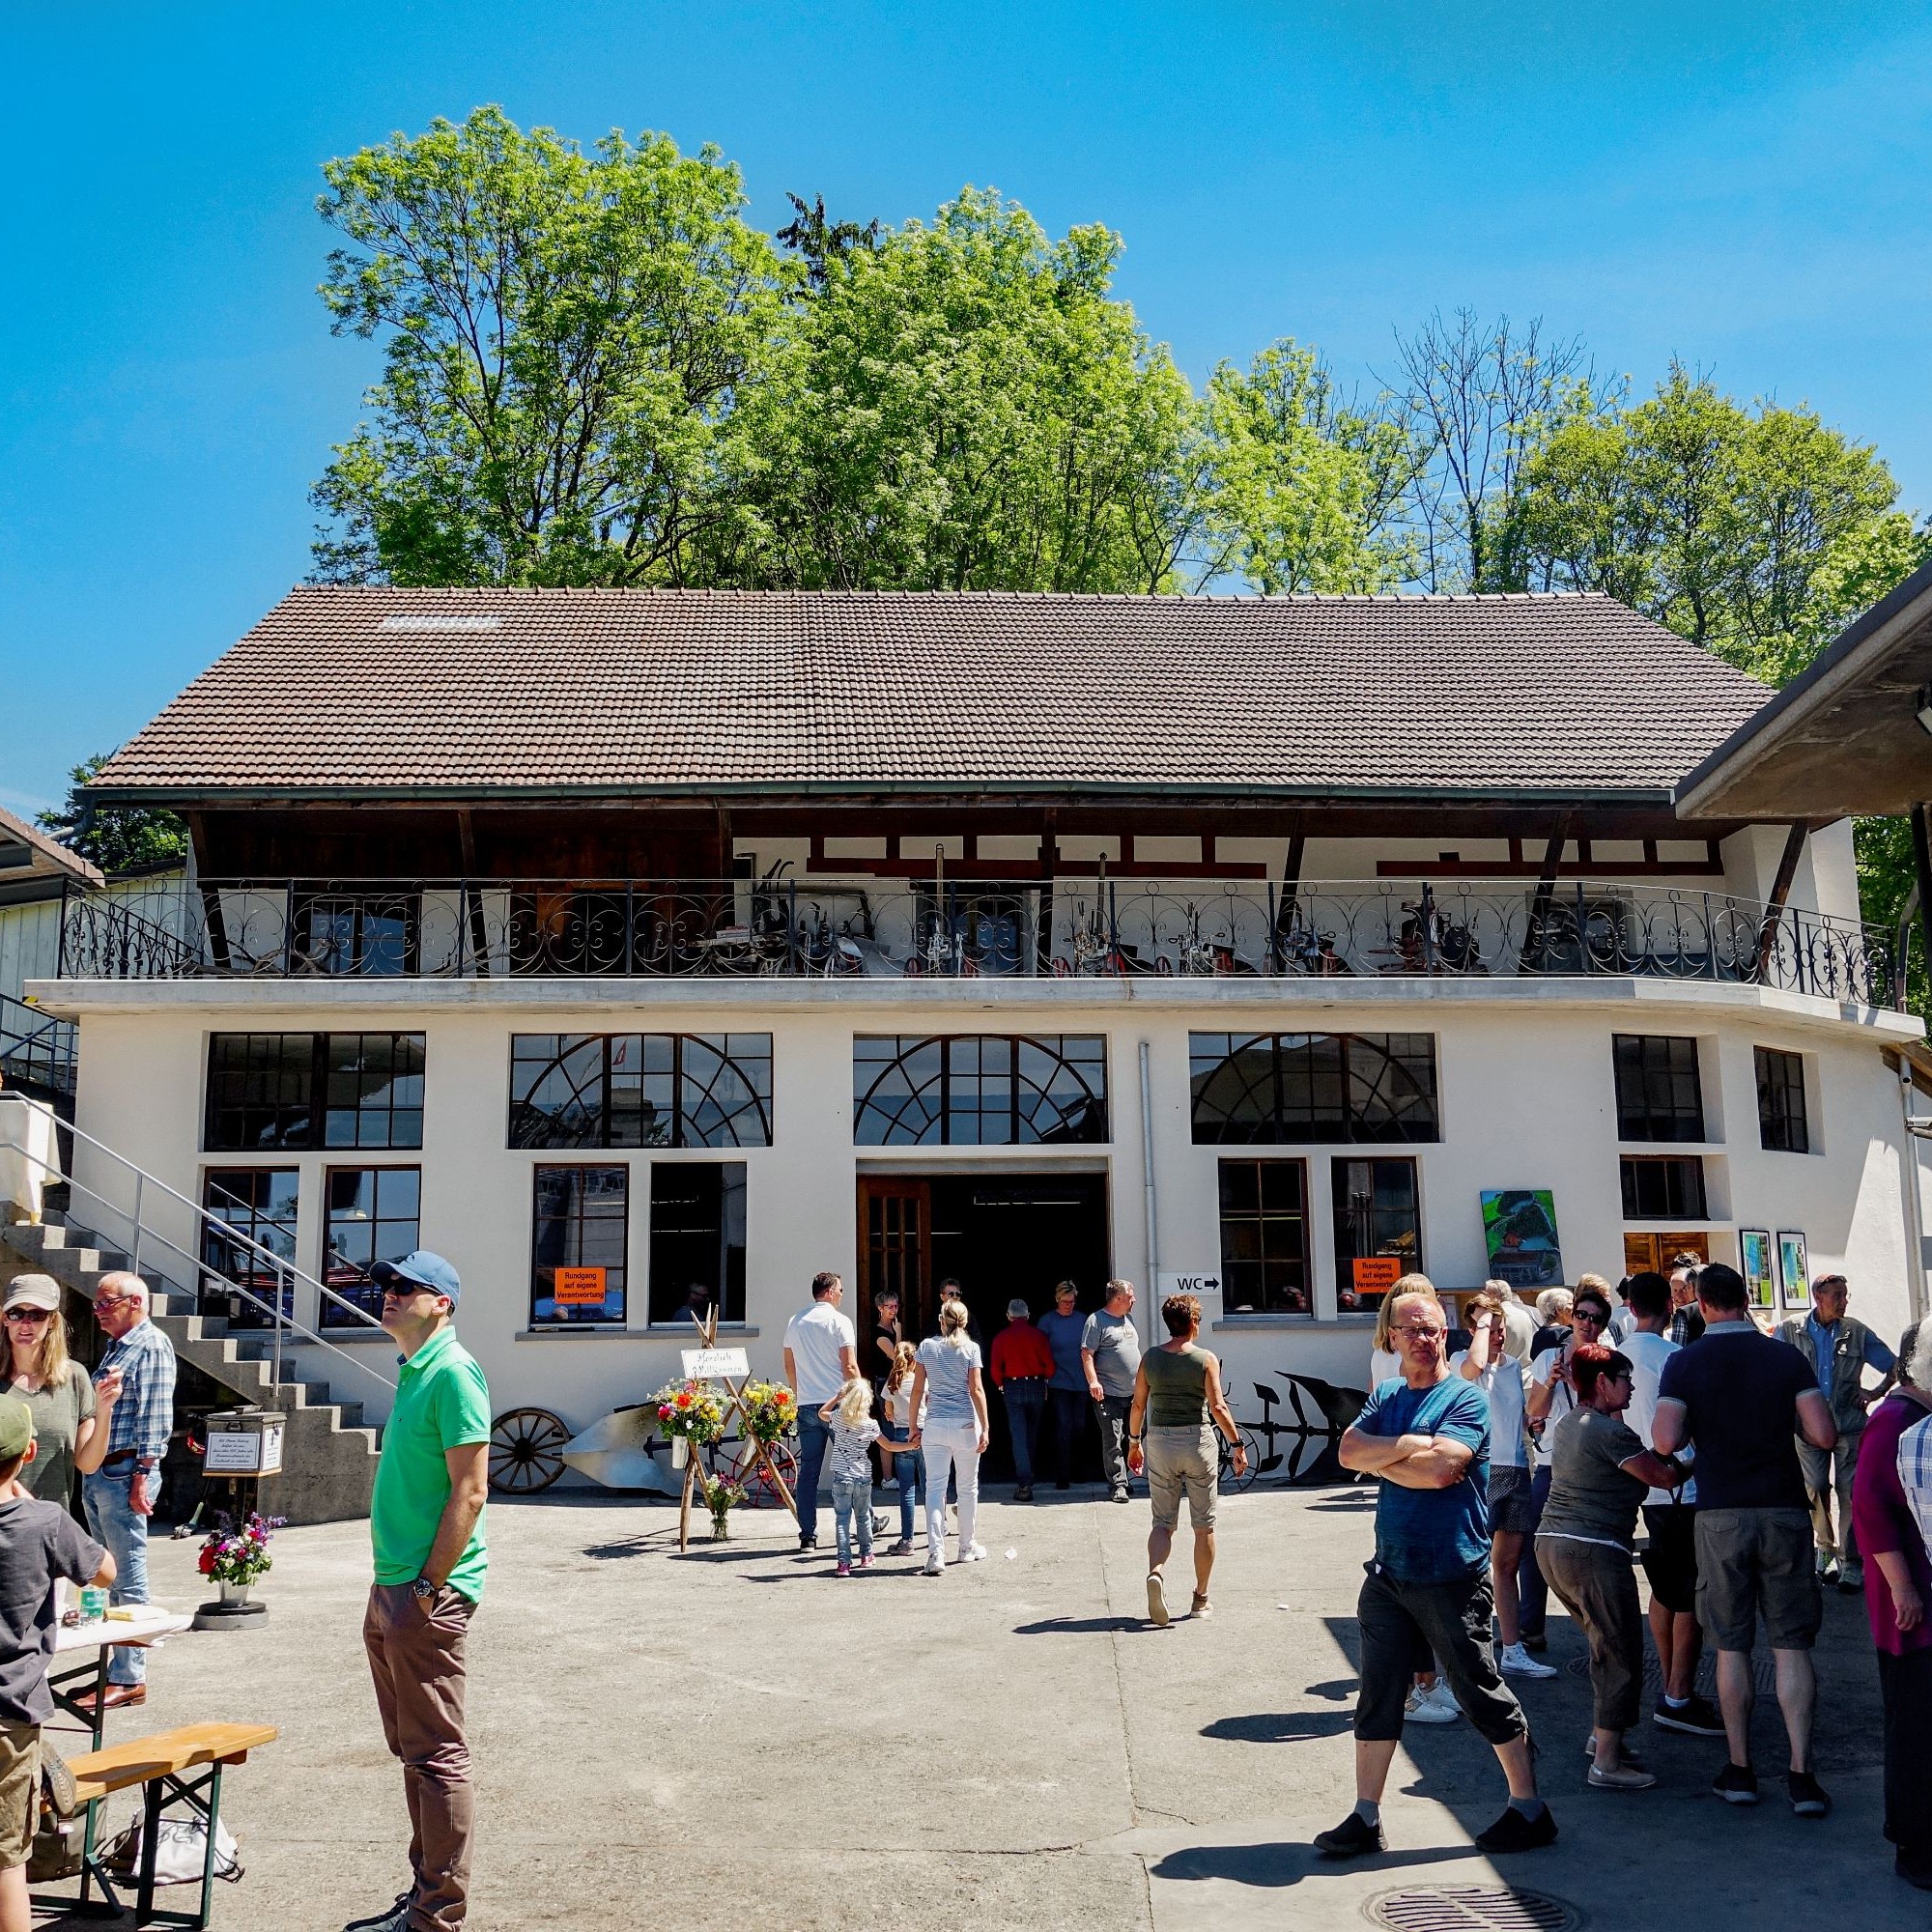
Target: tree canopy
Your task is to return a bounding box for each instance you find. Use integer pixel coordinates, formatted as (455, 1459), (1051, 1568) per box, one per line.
(38, 754), (187, 873)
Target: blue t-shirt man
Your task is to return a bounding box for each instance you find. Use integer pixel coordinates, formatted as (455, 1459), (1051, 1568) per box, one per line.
(1355, 1375), (1492, 1582)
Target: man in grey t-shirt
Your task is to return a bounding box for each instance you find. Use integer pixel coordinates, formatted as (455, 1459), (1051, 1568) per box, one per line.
(1082, 1280), (1143, 1503)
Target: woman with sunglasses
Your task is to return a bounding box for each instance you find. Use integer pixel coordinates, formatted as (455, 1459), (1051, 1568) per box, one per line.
(0, 1275), (121, 1507)
(1535, 1342), (1687, 1790)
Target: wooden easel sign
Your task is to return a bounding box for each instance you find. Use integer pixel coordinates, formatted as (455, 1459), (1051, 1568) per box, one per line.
(670, 1311), (799, 1550)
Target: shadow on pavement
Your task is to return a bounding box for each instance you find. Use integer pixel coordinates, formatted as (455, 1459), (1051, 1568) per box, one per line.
(1013, 1614), (1145, 1634)
(1152, 1840), (1472, 1888)
(1201, 1710), (1355, 1743)
(1304, 1677), (1359, 1701)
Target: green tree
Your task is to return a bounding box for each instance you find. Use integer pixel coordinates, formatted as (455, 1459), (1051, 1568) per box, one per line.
(725, 188), (1203, 591)
(1201, 341), (1419, 592)
(774, 191), (880, 289)
(310, 106), (791, 586)
(37, 755), (188, 873)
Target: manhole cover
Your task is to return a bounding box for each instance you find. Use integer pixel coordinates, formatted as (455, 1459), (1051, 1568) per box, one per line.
(1562, 1651), (1775, 1694)
(1366, 1887), (1582, 1932)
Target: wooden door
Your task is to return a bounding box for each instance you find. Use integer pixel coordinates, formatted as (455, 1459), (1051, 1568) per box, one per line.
(1621, 1231), (1712, 1275)
(858, 1177), (931, 1342)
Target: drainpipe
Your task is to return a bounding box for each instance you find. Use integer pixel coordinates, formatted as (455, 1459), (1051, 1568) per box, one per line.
(1139, 1039), (1159, 1350)
(1900, 1063), (1929, 1327)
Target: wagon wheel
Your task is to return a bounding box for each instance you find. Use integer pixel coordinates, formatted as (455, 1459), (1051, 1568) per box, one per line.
(741, 1439), (799, 1509)
(1220, 1424), (1263, 1494)
(488, 1407), (570, 1494)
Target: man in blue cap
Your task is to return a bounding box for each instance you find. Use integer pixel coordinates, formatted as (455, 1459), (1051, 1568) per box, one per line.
(347, 1253), (491, 1932)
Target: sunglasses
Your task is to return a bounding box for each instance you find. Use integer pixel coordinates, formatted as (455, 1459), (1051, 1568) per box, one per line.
(3, 1309), (51, 1323)
(1393, 1324), (1446, 1341)
(1573, 1311), (1607, 1324)
(93, 1295), (136, 1313)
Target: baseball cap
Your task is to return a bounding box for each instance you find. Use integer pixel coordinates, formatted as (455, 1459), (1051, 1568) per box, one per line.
(2, 1276), (61, 1315)
(0, 1397), (34, 1462)
(369, 1251), (461, 1305)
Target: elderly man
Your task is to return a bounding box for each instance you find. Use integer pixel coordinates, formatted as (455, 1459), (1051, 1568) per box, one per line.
(782, 1271), (859, 1551)
(76, 1271), (175, 1711)
(349, 1251), (490, 1932)
(1778, 1272), (1895, 1591)
(1655, 1263), (1836, 1815)
(1037, 1281), (1089, 1491)
(1082, 1279), (1143, 1504)
(1318, 1278), (1553, 1860)
(988, 1298), (1054, 1500)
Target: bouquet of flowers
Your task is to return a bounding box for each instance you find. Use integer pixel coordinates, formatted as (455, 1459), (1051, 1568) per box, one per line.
(195, 1511), (286, 1587)
(738, 1380), (797, 1446)
(649, 1378), (727, 1447)
(701, 1475), (747, 1537)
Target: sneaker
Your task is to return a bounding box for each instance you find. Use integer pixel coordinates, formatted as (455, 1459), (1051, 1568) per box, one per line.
(1474, 1804), (1558, 1853)
(858, 1554), (876, 1571)
(1190, 1592), (1212, 1619)
(1819, 1554), (1841, 1586)
(799, 1535), (818, 1551)
(1518, 1629), (1548, 1653)
(1147, 1572), (1170, 1628)
(1653, 1694), (1725, 1738)
(1788, 1770), (1832, 1818)
(1015, 1485), (1034, 1501)
(1837, 1562), (1864, 1594)
(1587, 1758), (1658, 1792)
(835, 1561), (852, 1577)
(1500, 1641), (1558, 1679)
(922, 1556), (944, 1577)
(344, 1898), (414, 1932)
(1405, 1681), (1461, 1724)
(1895, 1850), (1932, 1890)
(1111, 1486), (1131, 1504)
(961, 1543), (988, 1562)
(1713, 1762), (1760, 1806)
(886, 1539), (914, 1557)
(1313, 1811), (1385, 1860)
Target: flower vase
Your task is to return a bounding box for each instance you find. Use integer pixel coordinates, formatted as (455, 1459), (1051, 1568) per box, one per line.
(709, 1514), (730, 1542)
(218, 1580), (251, 1607)
(671, 1437), (689, 1469)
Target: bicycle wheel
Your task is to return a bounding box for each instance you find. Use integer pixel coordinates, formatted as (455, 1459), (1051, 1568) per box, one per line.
(740, 1439), (799, 1509)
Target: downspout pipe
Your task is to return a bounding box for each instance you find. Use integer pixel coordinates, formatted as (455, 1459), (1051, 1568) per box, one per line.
(1139, 1039), (1159, 1351)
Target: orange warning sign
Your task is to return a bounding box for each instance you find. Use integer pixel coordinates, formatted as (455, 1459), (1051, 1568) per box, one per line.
(1352, 1256), (1403, 1296)
(554, 1266), (609, 1306)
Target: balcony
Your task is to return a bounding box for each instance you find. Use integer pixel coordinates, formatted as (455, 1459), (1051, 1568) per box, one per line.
(47, 871), (1897, 1008)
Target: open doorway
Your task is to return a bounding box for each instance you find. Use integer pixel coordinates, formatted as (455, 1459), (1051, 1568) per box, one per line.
(856, 1169), (1113, 1481)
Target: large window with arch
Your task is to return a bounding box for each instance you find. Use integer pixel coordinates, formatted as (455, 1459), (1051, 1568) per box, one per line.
(853, 1036), (1108, 1146)
(1189, 1033), (1439, 1144)
(508, 1034), (772, 1150)
(204, 1033), (425, 1151)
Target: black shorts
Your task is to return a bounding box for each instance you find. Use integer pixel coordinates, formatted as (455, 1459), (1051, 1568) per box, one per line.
(1640, 1503), (1698, 1615)
(1354, 1562), (1527, 1747)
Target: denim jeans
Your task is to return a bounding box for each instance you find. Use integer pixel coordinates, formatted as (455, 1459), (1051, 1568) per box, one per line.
(82, 1469), (152, 1686)
(795, 1407), (834, 1544)
(1044, 1387), (1087, 1486)
(830, 1472), (874, 1564)
(1003, 1380), (1046, 1487)
(881, 1422), (921, 1542)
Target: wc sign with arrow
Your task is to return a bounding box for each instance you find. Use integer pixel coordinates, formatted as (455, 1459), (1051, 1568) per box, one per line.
(1157, 1271), (1223, 1303)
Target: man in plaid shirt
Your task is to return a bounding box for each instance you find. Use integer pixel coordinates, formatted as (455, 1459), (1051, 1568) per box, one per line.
(78, 1271), (176, 1710)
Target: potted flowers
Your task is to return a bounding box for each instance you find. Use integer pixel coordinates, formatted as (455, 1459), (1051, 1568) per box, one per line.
(701, 1475), (747, 1540)
(648, 1378), (727, 1466)
(737, 1379), (796, 1447)
(196, 1511), (284, 1606)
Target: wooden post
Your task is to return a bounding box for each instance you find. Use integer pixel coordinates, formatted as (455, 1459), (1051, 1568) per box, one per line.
(1753, 822), (1808, 983)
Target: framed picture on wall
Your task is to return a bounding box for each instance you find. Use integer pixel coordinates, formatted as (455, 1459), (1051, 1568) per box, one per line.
(1740, 1228), (1775, 1309)
(1480, 1189), (1563, 1292)
(1776, 1230), (1810, 1308)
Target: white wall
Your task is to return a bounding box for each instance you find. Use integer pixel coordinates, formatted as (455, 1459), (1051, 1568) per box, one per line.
(46, 972), (1926, 1451)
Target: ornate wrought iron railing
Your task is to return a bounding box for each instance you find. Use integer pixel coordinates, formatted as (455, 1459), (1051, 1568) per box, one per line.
(51, 870), (1898, 1006)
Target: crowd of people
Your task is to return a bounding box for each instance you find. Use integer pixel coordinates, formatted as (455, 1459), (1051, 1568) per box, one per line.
(1323, 1258), (1932, 1893)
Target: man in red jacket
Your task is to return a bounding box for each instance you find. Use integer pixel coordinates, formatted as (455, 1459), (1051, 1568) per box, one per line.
(989, 1299), (1055, 1501)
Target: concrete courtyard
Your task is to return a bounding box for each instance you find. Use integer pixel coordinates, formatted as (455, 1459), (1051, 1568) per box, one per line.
(34, 1480), (1927, 1931)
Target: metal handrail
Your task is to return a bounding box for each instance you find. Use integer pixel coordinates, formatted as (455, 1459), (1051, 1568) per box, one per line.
(0, 993), (76, 1095)
(0, 1100), (394, 1396)
(50, 868), (1900, 1008)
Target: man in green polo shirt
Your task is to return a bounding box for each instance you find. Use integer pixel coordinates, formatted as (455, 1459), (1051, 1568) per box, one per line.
(348, 1252), (491, 1932)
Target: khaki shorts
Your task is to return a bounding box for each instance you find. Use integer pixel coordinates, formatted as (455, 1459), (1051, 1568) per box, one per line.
(0, 1722), (38, 1868)
(1694, 1507), (1822, 1652)
(1145, 1425), (1218, 1531)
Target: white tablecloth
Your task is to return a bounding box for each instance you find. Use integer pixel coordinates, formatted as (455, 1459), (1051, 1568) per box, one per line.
(0, 1094), (60, 1222)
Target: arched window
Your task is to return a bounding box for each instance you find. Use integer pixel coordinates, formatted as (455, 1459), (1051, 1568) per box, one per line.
(854, 1036), (1108, 1146)
(1189, 1033), (1437, 1144)
(509, 1034), (772, 1148)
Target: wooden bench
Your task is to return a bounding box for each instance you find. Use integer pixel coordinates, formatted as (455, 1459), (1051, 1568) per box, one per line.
(64, 1721), (278, 1929)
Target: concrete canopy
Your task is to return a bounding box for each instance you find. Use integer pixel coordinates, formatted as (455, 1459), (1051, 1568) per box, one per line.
(1676, 554), (1932, 822)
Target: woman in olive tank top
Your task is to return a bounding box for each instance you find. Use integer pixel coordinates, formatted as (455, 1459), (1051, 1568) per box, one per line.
(1125, 1292), (1247, 1625)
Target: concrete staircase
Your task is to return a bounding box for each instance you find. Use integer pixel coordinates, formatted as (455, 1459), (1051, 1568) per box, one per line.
(0, 1211), (383, 1525)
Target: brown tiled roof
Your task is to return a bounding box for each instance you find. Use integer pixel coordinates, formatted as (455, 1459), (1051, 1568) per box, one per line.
(0, 806), (104, 889)
(90, 586), (1773, 801)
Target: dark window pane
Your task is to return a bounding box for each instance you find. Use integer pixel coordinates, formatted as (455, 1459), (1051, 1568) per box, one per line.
(1331, 1156), (1422, 1313)
(855, 1036), (1105, 1146)
(1755, 1047), (1810, 1154)
(1216, 1157), (1311, 1315)
(530, 1164), (628, 1325)
(204, 1034), (316, 1151)
(1190, 1033), (1438, 1144)
(1620, 1154), (1707, 1220)
(322, 1164), (421, 1326)
(648, 1161), (748, 1323)
(511, 1033), (771, 1151)
(1613, 1035), (1705, 1143)
(201, 1168), (299, 1326)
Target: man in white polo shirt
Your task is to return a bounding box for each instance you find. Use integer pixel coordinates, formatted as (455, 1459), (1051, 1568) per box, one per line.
(782, 1270), (860, 1551)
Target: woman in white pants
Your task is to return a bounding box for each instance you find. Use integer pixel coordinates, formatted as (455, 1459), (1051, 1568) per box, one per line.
(909, 1298), (990, 1575)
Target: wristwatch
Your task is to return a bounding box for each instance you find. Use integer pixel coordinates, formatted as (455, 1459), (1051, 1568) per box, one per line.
(410, 1576), (438, 1603)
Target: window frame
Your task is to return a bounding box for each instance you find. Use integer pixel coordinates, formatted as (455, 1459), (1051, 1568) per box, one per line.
(1215, 1156), (1313, 1317)
(852, 1035), (1109, 1146)
(203, 1032), (425, 1152)
(321, 1164), (423, 1329)
(1611, 1034), (1706, 1144)
(507, 1034), (773, 1150)
(1619, 1154), (1709, 1221)
(1188, 1033), (1440, 1145)
(1330, 1154), (1424, 1314)
(646, 1159), (749, 1326)
(529, 1163), (631, 1328)
(1754, 1046), (1811, 1155)
(200, 1166), (300, 1328)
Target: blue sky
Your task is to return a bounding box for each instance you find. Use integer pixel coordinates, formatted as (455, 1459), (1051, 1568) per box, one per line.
(3, 0), (1928, 818)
